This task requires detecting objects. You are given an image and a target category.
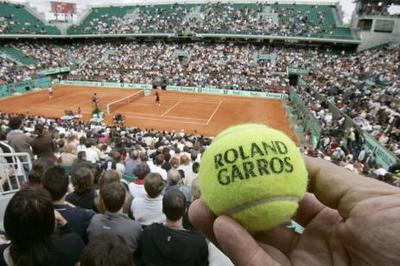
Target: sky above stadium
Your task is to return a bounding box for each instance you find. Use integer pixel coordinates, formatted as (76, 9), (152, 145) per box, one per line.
(12, 0), (358, 23)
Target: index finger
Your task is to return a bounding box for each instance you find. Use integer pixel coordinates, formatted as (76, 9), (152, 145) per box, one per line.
(304, 156), (399, 218)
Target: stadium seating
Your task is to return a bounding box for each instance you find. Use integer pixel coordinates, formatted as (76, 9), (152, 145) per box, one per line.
(0, 2), (60, 35)
(67, 6), (136, 34)
(66, 3), (355, 39)
(0, 2), (355, 39)
(0, 46), (37, 65)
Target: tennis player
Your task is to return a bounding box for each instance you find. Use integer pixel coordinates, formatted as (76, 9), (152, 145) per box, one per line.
(92, 93), (101, 114)
(77, 106), (82, 119)
(48, 87), (53, 99)
(155, 91), (160, 107)
(92, 93), (99, 107)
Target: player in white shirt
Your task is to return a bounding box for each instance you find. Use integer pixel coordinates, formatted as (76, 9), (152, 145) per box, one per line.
(48, 87), (53, 99)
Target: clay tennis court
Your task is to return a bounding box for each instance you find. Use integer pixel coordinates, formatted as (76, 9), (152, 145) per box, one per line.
(0, 85), (295, 139)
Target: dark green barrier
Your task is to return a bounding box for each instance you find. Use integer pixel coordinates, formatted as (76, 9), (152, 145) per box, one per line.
(0, 77), (52, 97)
(299, 80), (399, 169)
(289, 88), (321, 148)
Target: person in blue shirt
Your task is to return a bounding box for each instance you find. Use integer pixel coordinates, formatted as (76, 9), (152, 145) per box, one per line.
(42, 165), (95, 244)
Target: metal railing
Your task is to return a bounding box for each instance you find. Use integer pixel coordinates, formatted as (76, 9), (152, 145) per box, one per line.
(0, 152), (32, 195)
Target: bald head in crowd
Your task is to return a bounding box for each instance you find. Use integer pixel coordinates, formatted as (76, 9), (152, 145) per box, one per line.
(130, 149), (139, 160)
(167, 169), (181, 186)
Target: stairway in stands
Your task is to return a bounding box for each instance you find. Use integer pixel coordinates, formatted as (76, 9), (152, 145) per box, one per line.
(0, 45), (37, 65)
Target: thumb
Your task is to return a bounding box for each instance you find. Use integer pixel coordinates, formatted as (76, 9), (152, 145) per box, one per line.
(213, 215), (281, 266)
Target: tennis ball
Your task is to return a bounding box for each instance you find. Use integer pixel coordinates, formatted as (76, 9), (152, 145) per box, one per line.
(199, 124), (308, 232)
(213, 123), (267, 142)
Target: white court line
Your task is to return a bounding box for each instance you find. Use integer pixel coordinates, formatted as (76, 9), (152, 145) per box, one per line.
(32, 106), (64, 112)
(39, 98), (88, 110)
(164, 114), (208, 121)
(122, 111), (165, 118)
(32, 106), (92, 115)
(161, 100), (182, 117)
(123, 111), (207, 122)
(47, 92), (100, 108)
(206, 101), (223, 125)
(124, 114), (206, 125)
(46, 94), (82, 105)
(123, 102), (156, 107)
(28, 105), (207, 125)
(174, 100), (221, 105)
(71, 99), (92, 108)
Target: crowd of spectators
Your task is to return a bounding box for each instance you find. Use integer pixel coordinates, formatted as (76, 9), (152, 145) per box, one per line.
(0, 112), (235, 265)
(202, 3), (333, 37)
(0, 16), (50, 35)
(0, 99), (398, 265)
(16, 43), (71, 69)
(0, 40), (398, 162)
(0, 2), (58, 35)
(287, 44), (400, 183)
(68, 3), (340, 38)
(294, 85), (394, 183)
(0, 57), (37, 84)
(0, 42), (110, 84)
(67, 41), (292, 91)
(301, 45), (400, 155)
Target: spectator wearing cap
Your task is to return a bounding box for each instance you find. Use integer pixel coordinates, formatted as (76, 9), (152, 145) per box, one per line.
(137, 189), (208, 266)
(130, 173), (166, 226)
(87, 182), (142, 253)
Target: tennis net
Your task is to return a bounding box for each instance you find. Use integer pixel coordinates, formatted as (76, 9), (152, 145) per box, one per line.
(106, 90), (144, 114)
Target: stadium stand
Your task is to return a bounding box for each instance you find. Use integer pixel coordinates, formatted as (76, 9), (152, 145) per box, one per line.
(0, 1), (399, 265)
(67, 6), (136, 35)
(67, 3), (355, 39)
(0, 45), (37, 65)
(0, 2), (60, 35)
(0, 41), (397, 155)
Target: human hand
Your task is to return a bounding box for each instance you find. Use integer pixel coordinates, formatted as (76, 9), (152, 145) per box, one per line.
(189, 156), (400, 266)
(54, 210), (68, 228)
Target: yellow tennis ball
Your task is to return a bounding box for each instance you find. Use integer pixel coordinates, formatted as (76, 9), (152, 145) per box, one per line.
(199, 124), (308, 232)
